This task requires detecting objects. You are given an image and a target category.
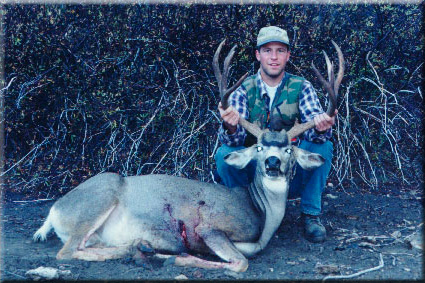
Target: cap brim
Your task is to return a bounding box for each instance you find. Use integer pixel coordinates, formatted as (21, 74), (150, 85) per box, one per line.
(257, 39), (290, 48)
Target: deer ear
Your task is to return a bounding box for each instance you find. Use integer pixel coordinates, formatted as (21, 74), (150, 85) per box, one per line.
(293, 147), (325, 170)
(224, 146), (257, 169)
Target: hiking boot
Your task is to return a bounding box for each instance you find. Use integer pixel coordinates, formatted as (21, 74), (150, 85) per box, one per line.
(301, 213), (326, 243)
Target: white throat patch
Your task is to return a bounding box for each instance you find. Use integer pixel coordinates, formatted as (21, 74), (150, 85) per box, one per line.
(262, 177), (288, 194)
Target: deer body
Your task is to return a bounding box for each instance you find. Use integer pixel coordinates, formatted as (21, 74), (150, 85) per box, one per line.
(36, 173), (261, 253)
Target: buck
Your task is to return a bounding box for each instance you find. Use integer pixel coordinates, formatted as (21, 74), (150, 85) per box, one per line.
(33, 40), (344, 272)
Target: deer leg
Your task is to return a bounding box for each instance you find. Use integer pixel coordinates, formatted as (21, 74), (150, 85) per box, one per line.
(156, 253), (240, 271)
(56, 235), (85, 260)
(159, 226), (248, 272)
(72, 238), (152, 261)
(200, 229), (248, 272)
(56, 204), (117, 260)
(72, 245), (134, 261)
(155, 229), (248, 272)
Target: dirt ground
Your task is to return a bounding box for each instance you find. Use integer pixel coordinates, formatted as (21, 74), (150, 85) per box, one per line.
(1, 185), (423, 281)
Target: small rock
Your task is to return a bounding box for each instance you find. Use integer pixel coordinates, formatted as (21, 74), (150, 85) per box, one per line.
(26, 267), (71, 280)
(174, 274), (188, 280)
(358, 242), (375, 248)
(326, 194), (338, 199)
(405, 231), (423, 250)
(390, 230), (402, 239)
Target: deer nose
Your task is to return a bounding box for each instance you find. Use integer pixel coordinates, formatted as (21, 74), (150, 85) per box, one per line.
(265, 156), (281, 169)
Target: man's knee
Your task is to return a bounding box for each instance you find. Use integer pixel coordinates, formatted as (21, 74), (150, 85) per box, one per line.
(215, 145), (251, 188)
(215, 145), (229, 163)
(215, 145), (245, 167)
(299, 140), (333, 163)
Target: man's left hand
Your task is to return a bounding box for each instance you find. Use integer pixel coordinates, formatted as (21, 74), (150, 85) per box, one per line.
(314, 110), (338, 133)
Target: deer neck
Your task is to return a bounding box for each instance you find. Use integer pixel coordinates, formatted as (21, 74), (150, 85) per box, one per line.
(248, 174), (289, 248)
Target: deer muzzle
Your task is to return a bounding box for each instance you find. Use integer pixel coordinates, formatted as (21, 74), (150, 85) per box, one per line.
(265, 156), (281, 177)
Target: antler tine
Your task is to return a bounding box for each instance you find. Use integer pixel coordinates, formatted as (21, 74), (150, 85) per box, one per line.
(222, 45), (237, 93)
(213, 40), (263, 139)
(213, 40), (225, 96)
(311, 61), (336, 117)
(323, 51), (332, 83)
(287, 41), (345, 141)
(331, 40), (345, 95)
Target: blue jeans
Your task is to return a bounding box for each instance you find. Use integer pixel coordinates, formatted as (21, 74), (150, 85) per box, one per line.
(214, 140), (333, 216)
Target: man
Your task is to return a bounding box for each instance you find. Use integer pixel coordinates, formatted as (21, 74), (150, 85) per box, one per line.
(214, 26), (336, 243)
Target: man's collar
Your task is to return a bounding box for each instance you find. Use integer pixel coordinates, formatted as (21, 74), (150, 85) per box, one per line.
(256, 69), (289, 98)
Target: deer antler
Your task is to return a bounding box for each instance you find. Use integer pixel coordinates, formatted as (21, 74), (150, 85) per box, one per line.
(213, 40), (264, 139)
(286, 41), (344, 141)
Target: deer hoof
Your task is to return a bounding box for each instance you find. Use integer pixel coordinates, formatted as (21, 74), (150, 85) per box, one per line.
(229, 259), (248, 273)
(163, 256), (176, 266)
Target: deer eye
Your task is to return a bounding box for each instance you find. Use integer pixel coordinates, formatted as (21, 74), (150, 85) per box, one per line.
(257, 146), (263, 152)
(285, 148), (292, 154)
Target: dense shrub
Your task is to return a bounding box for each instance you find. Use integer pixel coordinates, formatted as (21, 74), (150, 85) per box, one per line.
(2, 4), (423, 198)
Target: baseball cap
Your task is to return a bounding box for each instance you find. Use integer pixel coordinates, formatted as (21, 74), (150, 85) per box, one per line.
(257, 26), (290, 48)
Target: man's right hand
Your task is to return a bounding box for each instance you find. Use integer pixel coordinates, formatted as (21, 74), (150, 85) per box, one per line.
(218, 102), (239, 134)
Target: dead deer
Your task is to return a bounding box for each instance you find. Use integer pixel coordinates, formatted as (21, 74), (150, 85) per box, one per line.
(33, 40), (344, 272)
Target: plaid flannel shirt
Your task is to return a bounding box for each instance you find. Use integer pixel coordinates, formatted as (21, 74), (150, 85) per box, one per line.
(219, 70), (332, 147)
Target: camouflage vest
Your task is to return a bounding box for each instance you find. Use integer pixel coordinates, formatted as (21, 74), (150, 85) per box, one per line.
(243, 72), (304, 147)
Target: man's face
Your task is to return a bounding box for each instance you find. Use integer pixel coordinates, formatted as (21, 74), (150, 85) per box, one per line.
(255, 42), (290, 81)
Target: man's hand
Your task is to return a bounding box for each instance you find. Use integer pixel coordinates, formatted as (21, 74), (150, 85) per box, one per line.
(218, 102), (239, 134)
(314, 110), (338, 133)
